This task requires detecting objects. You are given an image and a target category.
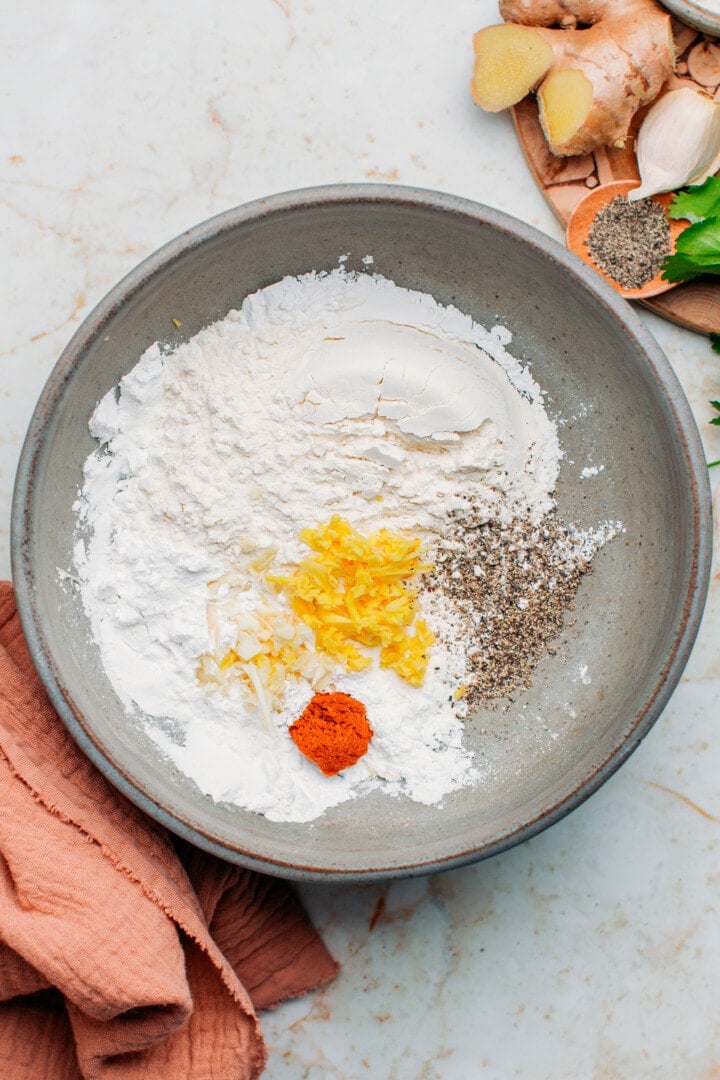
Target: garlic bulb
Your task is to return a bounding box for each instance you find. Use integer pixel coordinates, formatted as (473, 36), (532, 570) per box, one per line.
(628, 87), (720, 202)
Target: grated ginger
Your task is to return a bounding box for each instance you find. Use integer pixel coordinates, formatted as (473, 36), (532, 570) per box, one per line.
(268, 515), (435, 686)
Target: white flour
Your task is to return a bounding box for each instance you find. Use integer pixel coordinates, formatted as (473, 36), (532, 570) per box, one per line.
(74, 269), (563, 822)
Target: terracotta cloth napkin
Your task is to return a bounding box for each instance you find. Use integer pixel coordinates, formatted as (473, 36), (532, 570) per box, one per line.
(0, 582), (338, 1079)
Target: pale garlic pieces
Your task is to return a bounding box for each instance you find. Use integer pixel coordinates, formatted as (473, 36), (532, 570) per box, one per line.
(628, 87), (720, 202)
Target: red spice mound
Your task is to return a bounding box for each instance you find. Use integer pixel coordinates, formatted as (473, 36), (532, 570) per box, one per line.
(289, 692), (373, 776)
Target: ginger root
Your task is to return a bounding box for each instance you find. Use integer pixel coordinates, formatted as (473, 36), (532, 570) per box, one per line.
(471, 0), (675, 157)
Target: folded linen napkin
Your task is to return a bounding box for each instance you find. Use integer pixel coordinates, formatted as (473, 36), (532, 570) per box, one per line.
(0, 582), (337, 1079)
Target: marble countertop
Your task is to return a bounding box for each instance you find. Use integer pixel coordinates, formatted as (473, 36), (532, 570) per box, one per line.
(3, 2), (719, 1077)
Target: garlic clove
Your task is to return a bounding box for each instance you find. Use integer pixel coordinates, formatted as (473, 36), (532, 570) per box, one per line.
(628, 87), (720, 202)
(687, 142), (720, 188)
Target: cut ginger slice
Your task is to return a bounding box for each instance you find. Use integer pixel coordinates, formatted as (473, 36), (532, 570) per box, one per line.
(537, 68), (593, 154)
(471, 24), (553, 112)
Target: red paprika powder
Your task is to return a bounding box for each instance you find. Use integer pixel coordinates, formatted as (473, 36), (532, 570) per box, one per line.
(289, 692), (373, 776)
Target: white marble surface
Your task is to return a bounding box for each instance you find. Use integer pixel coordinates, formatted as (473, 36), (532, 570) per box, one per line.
(3, 2), (719, 1077)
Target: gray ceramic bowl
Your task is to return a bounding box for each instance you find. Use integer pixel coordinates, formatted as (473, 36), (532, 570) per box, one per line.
(11, 185), (712, 882)
(660, 0), (720, 36)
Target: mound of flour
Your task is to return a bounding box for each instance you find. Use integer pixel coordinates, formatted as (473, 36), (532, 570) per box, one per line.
(74, 269), (563, 822)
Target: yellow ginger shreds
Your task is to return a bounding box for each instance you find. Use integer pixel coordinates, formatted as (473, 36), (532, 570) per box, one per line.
(268, 515), (435, 685)
(379, 618), (435, 688)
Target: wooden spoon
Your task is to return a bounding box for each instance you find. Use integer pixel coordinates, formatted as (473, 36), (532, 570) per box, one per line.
(566, 179), (688, 300)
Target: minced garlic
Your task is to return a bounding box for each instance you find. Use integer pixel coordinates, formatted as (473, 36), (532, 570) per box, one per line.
(197, 580), (335, 734)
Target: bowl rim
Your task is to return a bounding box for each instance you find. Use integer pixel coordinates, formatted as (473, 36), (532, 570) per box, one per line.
(659, 1), (720, 37)
(10, 182), (714, 881)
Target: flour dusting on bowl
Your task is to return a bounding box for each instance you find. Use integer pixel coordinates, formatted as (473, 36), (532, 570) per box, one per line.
(73, 268), (617, 822)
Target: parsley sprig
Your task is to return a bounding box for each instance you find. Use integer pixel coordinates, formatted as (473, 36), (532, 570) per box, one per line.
(661, 182), (720, 468)
(709, 398), (720, 468)
(662, 177), (720, 283)
(710, 337), (720, 468)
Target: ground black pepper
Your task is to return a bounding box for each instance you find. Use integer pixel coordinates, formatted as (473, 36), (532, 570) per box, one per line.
(429, 511), (600, 711)
(585, 195), (671, 290)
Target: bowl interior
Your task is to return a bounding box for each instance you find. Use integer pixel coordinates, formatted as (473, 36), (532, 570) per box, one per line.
(13, 188), (711, 880)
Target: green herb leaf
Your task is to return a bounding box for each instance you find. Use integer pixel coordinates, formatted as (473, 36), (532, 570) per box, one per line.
(711, 400), (720, 426)
(710, 333), (720, 353)
(661, 217), (720, 282)
(669, 176), (720, 223)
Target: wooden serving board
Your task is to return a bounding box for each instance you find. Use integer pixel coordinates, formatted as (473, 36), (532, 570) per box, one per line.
(512, 18), (720, 335)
